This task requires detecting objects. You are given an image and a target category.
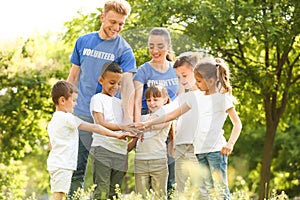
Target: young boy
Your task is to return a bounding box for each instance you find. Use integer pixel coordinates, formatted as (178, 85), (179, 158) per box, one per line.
(172, 52), (203, 194)
(47, 80), (129, 200)
(89, 62), (132, 199)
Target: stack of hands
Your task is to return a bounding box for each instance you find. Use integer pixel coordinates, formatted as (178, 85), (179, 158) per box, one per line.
(120, 122), (149, 139)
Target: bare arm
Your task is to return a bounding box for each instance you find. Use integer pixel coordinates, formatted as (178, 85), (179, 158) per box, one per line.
(146, 123), (170, 131)
(67, 64), (80, 86)
(92, 111), (122, 131)
(221, 107), (242, 156)
(143, 113), (171, 131)
(121, 72), (135, 123)
(92, 111), (139, 134)
(78, 122), (128, 140)
(144, 103), (191, 127)
(133, 80), (144, 122)
(127, 137), (138, 152)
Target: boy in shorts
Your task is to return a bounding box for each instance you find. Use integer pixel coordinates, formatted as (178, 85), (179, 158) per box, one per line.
(47, 80), (130, 200)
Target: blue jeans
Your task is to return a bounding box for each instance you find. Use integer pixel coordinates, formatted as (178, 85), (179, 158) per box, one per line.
(167, 154), (175, 191)
(68, 114), (93, 197)
(196, 151), (230, 200)
(166, 138), (175, 199)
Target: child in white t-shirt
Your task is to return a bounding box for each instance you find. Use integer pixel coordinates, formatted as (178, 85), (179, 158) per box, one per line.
(128, 85), (174, 199)
(47, 80), (129, 200)
(172, 52), (202, 193)
(89, 62), (138, 199)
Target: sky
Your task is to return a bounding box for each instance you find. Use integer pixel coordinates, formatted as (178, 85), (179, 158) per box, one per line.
(0, 0), (104, 41)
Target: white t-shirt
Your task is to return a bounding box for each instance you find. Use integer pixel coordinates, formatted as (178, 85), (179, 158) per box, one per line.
(47, 111), (83, 171)
(185, 92), (234, 154)
(172, 90), (203, 145)
(90, 93), (127, 155)
(135, 108), (172, 160)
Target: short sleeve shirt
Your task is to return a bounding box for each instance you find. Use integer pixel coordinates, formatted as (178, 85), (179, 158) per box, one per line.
(47, 111), (83, 171)
(71, 32), (137, 116)
(90, 93), (128, 155)
(185, 93), (234, 154)
(133, 62), (179, 110)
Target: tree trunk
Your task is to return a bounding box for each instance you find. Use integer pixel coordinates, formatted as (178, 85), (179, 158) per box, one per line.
(258, 97), (279, 200)
(258, 125), (276, 199)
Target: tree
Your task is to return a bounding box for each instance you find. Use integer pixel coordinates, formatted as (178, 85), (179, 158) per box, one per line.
(126, 0), (300, 198)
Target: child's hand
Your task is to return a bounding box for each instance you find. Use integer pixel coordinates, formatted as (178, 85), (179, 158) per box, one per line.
(221, 145), (233, 156)
(118, 132), (134, 140)
(126, 131), (140, 138)
(121, 124), (143, 136)
(132, 121), (148, 130)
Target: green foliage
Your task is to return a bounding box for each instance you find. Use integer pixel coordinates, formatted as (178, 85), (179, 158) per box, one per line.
(23, 149), (50, 197)
(121, 28), (151, 67)
(0, 34), (70, 199)
(121, 152), (136, 193)
(0, 66), (52, 163)
(62, 10), (101, 48)
(272, 123), (300, 197)
(0, 160), (28, 199)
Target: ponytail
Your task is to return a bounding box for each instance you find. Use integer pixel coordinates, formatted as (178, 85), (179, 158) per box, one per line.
(215, 58), (237, 103)
(216, 63), (232, 94)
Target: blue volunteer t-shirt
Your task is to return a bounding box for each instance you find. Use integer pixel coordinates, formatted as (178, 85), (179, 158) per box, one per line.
(70, 32), (137, 116)
(133, 62), (179, 110)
